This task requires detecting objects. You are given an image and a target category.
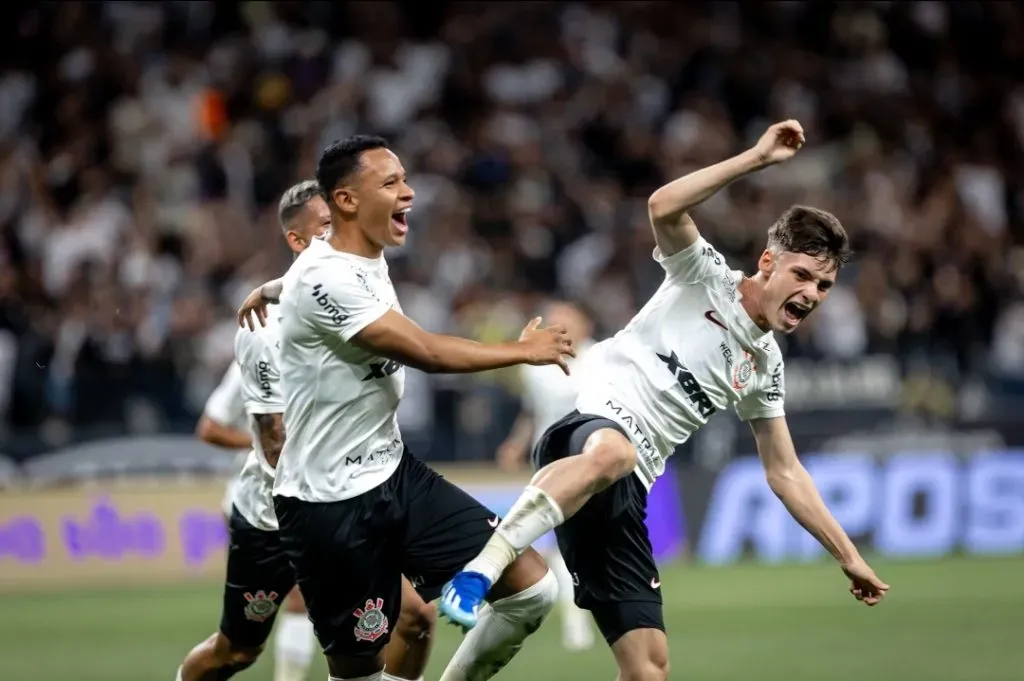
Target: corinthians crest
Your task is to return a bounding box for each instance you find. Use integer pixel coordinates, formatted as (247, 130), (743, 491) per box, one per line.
(353, 598), (389, 642)
(731, 350), (758, 390)
(243, 590), (280, 622)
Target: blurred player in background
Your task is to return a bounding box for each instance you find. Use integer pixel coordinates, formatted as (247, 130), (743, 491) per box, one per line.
(443, 121), (890, 681)
(496, 300), (596, 651)
(178, 181), (437, 681)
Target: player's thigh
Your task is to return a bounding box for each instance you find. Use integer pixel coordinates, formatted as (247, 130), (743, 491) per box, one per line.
(219, 508), (296, 648)
(611, 627), (670, 681)
(399, 454), (499, 594)
(395, 575), (436, 639)
(554, 474), (665, 645)
(274, 494), (403, 657)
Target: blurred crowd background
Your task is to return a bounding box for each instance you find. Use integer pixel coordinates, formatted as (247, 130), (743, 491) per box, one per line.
(2, 0), (1023, 463)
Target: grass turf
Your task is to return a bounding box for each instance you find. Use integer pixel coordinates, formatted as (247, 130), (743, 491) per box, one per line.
(1, 555), (1020, 681)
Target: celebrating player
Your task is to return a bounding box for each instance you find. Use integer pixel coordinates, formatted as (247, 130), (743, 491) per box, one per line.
(496, 299), (597, 651)
(176, 181), (437, 681)
(237, 136), (572, 681)
(442, 120), (890, 681)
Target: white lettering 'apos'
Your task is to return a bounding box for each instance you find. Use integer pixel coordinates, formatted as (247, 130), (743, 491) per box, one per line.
(231, 312), (285, 531)
(576, 237), (786, 490)
(274, 237), (405, 503)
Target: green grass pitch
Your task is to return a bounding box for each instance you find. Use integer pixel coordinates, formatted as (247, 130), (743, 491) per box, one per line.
(2, 555), (1021, 681)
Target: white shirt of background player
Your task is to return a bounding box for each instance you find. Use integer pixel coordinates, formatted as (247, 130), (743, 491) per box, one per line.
(232, 311), (286, 531)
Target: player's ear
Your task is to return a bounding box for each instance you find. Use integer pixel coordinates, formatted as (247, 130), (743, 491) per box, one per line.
(332, 187), (357, 214)
(285, 229), (306, 252)
(757, 249), (775, 276)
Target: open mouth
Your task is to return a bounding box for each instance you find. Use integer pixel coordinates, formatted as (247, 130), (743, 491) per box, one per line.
(783, 301), (811, 325)
(391, 208), (410, 235)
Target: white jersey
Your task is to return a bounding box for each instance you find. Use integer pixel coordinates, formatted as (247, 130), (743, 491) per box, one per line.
(576, 237), (786, 490)
(202, 363), (249, 517)
(232, 312), (285, 531)
(274, 237), (405, 503)
(520, 340), (593, 450)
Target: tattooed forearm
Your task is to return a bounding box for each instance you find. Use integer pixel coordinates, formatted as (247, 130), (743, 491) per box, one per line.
(253, 412), (285, 468)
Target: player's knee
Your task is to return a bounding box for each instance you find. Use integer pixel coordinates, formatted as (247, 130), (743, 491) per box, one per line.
(620, 649), (669, 681)
(212, 631), (265, 667)
(284, 585), (306, 613)
(396, 598), (436, 641)
(493, 567), (559, 623)
(583, 433), (637, 488)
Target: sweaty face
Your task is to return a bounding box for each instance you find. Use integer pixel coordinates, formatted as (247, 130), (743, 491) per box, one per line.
(287, 196), (331, 253)
(347, 147), (415, 249)
(760, 250), (836, 333)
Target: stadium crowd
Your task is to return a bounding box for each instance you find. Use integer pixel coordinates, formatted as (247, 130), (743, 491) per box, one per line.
(1, 1), (1022, 459)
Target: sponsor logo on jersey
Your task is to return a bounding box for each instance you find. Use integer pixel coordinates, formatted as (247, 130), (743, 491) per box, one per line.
(256, 360), (273, 399)
(353, 597), (390, 642)
(765, 363), (783, 402)
(657, 351), (716, 418)
(362, 358), (402, 381)
(310, 283), (348, 326)
(242, 590), (280, 622)
(704, 309), (728, 331)
(603, 399), (662, 477)
(343, 437), (402, 467)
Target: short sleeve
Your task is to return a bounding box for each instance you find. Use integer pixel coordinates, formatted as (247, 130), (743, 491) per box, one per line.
(203, 363), (245, 427)
(653, 236), (732, 285)
(234, 325), (285, 415)
(734, 360), (786, 422)
(299, 263), (391, 342)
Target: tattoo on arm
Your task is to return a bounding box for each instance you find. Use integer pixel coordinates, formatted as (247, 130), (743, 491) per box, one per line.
(253, 413), (285, 468)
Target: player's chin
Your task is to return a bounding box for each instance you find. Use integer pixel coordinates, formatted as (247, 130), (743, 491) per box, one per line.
(776, 309), (802, 334)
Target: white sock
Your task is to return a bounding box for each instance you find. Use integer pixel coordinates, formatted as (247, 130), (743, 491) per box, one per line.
(438, 569), (558, 681)
(175, 666), (183, 681)
(329, 672), (383, 681)
(274, 612), (316, 681)
(382, 675), (423, 681)
(463, 486), (564, 584)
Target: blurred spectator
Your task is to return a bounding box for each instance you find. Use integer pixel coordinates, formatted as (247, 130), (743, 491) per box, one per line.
(2, 1), (1023, 460)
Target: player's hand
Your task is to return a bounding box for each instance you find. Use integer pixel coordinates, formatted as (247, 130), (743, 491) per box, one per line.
(841, 558), (889, 606)
(237, 285), (275, 331)
(753, 120), (805, 166)
(518, 316), (576, 375)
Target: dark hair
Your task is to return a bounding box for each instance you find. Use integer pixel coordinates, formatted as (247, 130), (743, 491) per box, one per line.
(277, 180), (321, 228)
(315, 135), (389, 201)
(766, 205), (853, 271)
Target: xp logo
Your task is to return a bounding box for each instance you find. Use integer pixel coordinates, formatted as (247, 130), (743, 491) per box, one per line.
(657, 351), (716, 418)
(363, 359), (402, 381)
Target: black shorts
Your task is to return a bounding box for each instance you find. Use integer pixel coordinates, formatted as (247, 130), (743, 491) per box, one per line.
(274, 448), (497, 657)
(219, 506), (297, 647)
(534, 410), (664, 646)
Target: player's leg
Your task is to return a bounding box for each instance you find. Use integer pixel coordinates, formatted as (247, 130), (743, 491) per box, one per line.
(381, 577), (437, 681)
(443, 412), (635, 626)
(397, 454), (558, 681)
(178, 508), (295, 681)
(273, 491), (404, 681)
(273, 586), (315, 681)
(545, 548), (594, 650)
(555, 450), (667, 681)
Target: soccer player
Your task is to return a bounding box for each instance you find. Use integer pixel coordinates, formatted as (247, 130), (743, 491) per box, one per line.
(236, 135), (572, 681)
(496, 300), (597, 651)
(177, 181), (437, 681)
(442, 120), (891, 681)
(195, 361), (252, 520)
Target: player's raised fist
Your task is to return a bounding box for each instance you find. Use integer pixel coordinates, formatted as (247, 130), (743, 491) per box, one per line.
(754, 120), (805, 166)
(518, 317), (577, 375)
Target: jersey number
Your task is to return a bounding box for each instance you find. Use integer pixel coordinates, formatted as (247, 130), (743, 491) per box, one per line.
(363, 359), (402, 382)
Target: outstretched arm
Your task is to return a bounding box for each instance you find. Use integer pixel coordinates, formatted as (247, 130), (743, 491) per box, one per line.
(750, 416), (889, 606)
(647, 120), (805, 257)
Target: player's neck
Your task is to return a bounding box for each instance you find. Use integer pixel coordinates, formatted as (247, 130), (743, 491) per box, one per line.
(739, 275), (772, 332)
(325, 222), (383, 259)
